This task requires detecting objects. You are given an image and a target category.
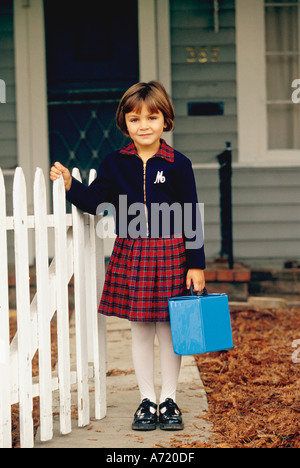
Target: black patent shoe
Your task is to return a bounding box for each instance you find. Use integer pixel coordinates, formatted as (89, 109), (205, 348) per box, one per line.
(132, 399), (158, 431)
(159, 398), (184, 431)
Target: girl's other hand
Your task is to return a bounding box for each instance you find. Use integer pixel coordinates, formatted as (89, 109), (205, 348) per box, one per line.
(186, 268), (206, 293)
(50, 162), (72, 191)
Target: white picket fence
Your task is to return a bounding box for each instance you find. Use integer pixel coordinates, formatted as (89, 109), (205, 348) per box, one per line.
(0, 167), (107, 448)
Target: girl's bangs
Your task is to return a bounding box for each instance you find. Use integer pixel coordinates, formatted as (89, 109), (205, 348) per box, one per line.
(124, 93), (160, 115)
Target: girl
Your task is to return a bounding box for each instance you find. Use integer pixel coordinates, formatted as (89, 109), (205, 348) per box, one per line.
(50, 81), (205, 432)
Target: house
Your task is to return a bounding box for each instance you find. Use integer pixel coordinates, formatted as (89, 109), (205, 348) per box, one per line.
(1, 0), (300, 266)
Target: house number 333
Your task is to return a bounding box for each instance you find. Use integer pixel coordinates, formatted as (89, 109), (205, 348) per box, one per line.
(186, 46), (221, 63)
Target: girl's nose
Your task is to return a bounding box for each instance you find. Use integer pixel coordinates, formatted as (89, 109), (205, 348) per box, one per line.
(139, 119), (150, 130)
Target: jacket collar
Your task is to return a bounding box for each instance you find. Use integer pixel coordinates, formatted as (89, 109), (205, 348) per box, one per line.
(120, 139), (174, 163)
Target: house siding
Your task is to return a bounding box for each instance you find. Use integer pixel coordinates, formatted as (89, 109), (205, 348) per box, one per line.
(171, 0), (300, 265)
(0, 0), (17, 264)
(231, 166), (300, 262)
(170, 0), (237, 164)
(0, 0), (17, 173)
(195, 164), (300, 264)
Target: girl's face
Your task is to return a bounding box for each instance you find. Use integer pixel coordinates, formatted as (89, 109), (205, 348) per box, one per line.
(125, 103), (166, 154)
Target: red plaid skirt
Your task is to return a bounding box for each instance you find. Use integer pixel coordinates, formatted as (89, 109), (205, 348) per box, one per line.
(98, 236), (187, 322)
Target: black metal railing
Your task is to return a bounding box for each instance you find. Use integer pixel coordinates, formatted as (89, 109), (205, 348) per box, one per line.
(216, 142), (234, 269)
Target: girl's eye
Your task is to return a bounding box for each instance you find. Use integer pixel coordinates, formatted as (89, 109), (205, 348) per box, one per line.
(149, 116), (157, 120)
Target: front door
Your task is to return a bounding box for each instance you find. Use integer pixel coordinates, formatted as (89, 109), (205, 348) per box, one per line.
(44, 0), (139, 183)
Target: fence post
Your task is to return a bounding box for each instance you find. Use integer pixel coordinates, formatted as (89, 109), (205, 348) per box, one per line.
(34, 168), (53, 441)
(13, 168), (34, 448)
(71, 168), (90, 427)
(86, 169), (107, 420)
(53, 175), (71, 435)
(95, 204), (107, 419)
(0, 169), (12, 448)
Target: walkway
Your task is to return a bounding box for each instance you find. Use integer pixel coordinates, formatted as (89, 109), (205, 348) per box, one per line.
(35, 316), (212, 449)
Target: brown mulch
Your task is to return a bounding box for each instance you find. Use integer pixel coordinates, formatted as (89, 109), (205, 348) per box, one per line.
(171, 306), (300, 448)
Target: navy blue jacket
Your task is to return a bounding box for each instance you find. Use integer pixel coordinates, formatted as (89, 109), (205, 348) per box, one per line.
(66, 140), (205, 270)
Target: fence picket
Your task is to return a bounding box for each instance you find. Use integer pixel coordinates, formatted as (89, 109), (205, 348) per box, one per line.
(0, 169), (12, 448)
(95, 217), (107, 420)
(85, 171), (95, 364)
(71, 168), (90, 427)
(84, 169), (106, 419)
(13, 168), (34, 448)
(34, 168), (53, 441)
(53, 175), (71, 435)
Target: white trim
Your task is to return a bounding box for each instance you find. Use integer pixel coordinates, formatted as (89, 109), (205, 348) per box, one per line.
(236, 0), (267, 164)
(138, 0), (172, 89)
(193, 160), (300, 170)
(14, 0), (50, 264)
(156, 0), (173, 146)
(13, 0), (50, 209)
(138, 0), (173, 146)
(263, 149), (300, 163)
(138, 0), (157, 82)
(156, 0), (172, 96)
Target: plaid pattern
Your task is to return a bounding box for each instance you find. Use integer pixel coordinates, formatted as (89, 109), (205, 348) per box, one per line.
(120, 138), (175, 163)
(99, 236), (187, 322)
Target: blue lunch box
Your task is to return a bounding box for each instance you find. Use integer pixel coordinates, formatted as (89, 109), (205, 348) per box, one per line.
(169, 288), (234, 355)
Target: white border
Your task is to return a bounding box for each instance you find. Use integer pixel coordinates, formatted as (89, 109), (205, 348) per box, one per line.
(13, 0), (50, 206)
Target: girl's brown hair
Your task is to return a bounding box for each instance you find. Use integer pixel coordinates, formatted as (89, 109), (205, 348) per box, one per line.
(116, 81), (175, 136)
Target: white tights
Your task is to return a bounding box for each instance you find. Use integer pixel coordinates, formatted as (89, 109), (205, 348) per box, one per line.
(131, 322), (182, 405)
